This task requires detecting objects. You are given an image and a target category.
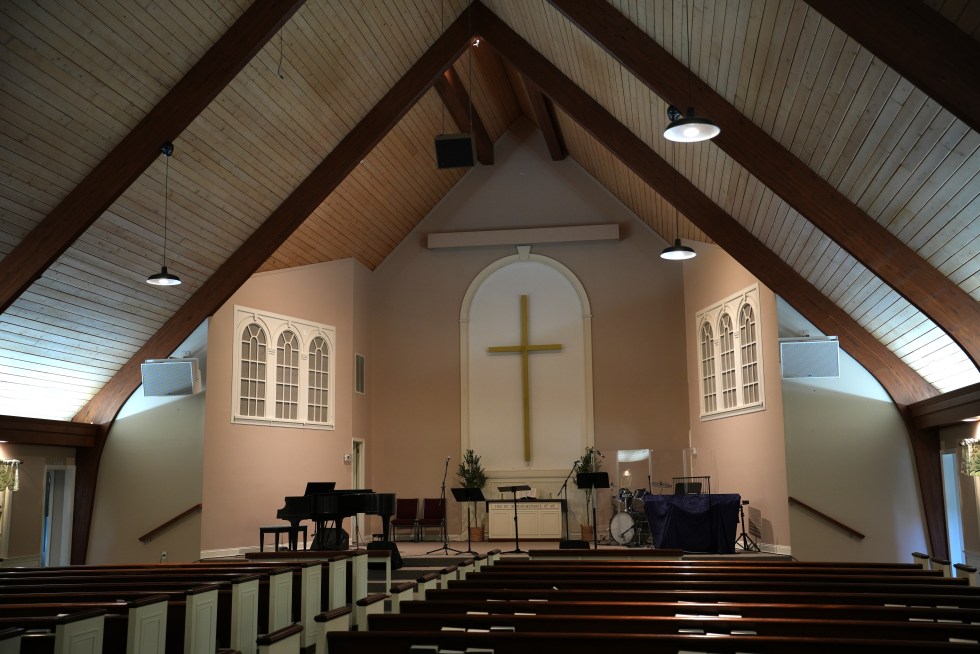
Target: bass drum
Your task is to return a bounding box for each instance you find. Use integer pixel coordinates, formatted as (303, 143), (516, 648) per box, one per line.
(609, 512), (640, 546)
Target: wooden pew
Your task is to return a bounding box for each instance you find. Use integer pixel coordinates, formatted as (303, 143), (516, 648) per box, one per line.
(425, 586), (980, 609)
(0, 595), (169, 654)
(526, 548), (683, 561)
(5, 608), (106, 654)
(398, 597), (980, 624)
(326, 629), (978, 652)
(366, 611), (980, 644)
(462, 568), (958, 584)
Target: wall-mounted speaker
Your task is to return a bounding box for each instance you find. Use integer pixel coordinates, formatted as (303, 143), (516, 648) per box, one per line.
(434, 133), (475, 169)
(141, 358), (202, 396)
(779, 339), (840, 379)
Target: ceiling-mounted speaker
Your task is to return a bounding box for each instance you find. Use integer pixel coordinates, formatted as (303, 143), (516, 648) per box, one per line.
(141, 358), (202, 396)
(434, 133), (475, 169)
(779, 338), (840, 379)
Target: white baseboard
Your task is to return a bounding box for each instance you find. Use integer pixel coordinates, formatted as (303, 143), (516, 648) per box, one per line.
(200, 546), (256, 559)
(759, 543), (791, 556)
(0, 554), (41, 568)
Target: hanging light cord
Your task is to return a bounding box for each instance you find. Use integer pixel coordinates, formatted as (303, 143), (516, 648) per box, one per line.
(162, 150), (170, 268)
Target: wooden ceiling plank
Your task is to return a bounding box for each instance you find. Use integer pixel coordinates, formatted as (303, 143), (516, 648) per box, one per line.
(0, 0), (306, 315)
(434, 60), (495, 165)
(546, 0), (980, 369)
(805, 0), (980, 135)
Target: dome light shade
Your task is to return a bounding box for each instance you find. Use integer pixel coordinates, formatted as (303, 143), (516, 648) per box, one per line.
(147, 265), (181, 286)
(664, 105), (720, 142)
(660, 239), (697, 260)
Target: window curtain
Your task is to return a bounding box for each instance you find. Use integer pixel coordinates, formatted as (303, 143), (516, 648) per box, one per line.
(0, 460), (20, 492)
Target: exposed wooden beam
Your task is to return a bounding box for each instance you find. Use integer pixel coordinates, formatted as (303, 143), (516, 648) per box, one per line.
(0, 0), (306, 316)
(434, 64), (494, 165)
(548, 0), (980, 371)
(0, 415), (97, 448)
(525, 79), (567, 161)
(806, 0), (980, 135)
(68, 5), (477, 564)
(473, 1), (946, 557)
(908, 382), (980, 430)
(900, 418), (948, 559)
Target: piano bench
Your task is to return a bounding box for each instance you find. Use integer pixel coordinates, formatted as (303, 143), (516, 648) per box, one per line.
(259, 524), (308, 552)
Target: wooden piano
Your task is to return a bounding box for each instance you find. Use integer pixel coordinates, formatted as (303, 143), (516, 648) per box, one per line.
(277, 482), (397, 550)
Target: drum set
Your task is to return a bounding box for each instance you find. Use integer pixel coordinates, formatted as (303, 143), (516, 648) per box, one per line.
(608, 481), (671, 546)
(608, 487), (650, 546)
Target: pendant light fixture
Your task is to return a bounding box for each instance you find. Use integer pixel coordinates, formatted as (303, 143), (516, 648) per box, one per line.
(661, 141), (696, 260)
(146, 141), (181, 286)
(663, 0), (719, 143)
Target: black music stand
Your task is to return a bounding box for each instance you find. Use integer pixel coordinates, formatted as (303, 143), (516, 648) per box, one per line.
(498, 484), (531, 554)
(576, 472), (609, 550)
(451, 487), (485, 555)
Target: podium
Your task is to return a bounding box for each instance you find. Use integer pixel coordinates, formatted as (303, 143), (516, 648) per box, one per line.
(451, 487), (485, 555)
(576, 472), (609, 550)
(497, 484), (531, 554)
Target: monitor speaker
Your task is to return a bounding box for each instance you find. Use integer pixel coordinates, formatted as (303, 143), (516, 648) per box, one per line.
(434, 133), (475, 169)
(780, 339), (840, 379)
(367, 540), (403, 570)
(141, 358), (201, 396)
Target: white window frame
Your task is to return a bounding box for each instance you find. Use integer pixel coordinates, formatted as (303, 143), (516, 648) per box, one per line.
(232, 306), (336, 429)
(695, 284), (765, 420)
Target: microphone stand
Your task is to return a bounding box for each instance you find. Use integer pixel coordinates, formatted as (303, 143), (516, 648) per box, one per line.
(558, 462), (578, 541)
(428, 457), (462, 555)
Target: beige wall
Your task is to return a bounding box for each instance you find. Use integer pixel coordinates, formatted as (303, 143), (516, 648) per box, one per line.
(202, 259), (359, 554)
(369, 119), (691, 535)
(779, 297), (929, 562)
(683, 243), (790, 550)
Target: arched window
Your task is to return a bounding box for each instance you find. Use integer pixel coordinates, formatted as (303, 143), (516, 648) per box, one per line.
(276, 330), (300, 420)
(719, 313), (737, 409)
(699, 322), (717, 414)
(694, 285), (765, 419)
(239, 323), (267, 417)
(233, 306), (336, 429)
(739, 303), (760, 404)
(308, 336), (330, 422)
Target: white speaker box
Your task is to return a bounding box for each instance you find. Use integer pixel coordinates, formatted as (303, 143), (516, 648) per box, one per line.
(141, 358), (202, 396)
(780, 339), (840, 379)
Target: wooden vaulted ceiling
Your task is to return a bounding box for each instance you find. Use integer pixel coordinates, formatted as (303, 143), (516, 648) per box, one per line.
(1, 0), (978, 431)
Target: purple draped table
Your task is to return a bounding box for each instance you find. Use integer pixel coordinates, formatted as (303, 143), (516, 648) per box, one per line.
(642, 493), (741, 553)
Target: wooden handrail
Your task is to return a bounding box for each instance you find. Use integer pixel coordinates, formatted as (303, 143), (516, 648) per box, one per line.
(788, 496), (865, 540)
(139, 504), (202, 543)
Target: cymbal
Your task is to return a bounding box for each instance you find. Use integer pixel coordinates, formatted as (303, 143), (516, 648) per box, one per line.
(652, 481), (672, 488)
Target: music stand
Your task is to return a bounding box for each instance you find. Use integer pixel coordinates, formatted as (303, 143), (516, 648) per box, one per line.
(451, 487), (485, 555)
(498, 485), (531, 554)
(576, 472), (609, 550)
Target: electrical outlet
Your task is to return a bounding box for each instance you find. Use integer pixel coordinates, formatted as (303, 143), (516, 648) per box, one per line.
(160, 550), (167, 562)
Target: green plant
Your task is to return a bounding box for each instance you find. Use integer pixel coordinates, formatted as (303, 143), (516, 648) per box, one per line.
(456, 449), (488, 489)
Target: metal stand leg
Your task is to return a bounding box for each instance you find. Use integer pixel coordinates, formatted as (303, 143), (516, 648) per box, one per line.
(737, 500), (760, 552)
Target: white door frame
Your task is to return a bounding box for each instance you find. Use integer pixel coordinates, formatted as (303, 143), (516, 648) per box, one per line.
(351, 439), (366, 543)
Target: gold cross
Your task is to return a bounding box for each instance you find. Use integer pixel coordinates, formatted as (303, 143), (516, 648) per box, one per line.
(488, 294), (563, 462)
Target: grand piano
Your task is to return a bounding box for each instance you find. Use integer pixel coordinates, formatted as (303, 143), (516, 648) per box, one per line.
(277, 482), (397, 550)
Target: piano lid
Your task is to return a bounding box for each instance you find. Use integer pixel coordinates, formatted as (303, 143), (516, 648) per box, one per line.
(305, 481), (336, 494)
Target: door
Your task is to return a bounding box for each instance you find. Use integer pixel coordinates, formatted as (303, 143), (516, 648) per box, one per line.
(351, 439), (366, 545)
(941, 450), (965, 566)
(41, 466), (75, 567)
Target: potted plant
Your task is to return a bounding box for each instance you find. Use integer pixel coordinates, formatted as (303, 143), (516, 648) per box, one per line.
(573, 446), (603, 541)
(456, 449), (489, 541)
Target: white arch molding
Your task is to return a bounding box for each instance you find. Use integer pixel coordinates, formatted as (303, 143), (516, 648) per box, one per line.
(459, 246), (595, 480)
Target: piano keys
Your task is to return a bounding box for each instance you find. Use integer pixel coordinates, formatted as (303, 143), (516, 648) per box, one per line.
(277, 484), (397, 550)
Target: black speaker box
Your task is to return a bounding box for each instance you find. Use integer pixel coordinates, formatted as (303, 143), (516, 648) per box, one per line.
(322, 528), (349, 550)
(366, 540), (403, 570)
(435, 133), (475, 169)
(559, 540), (590, 549)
